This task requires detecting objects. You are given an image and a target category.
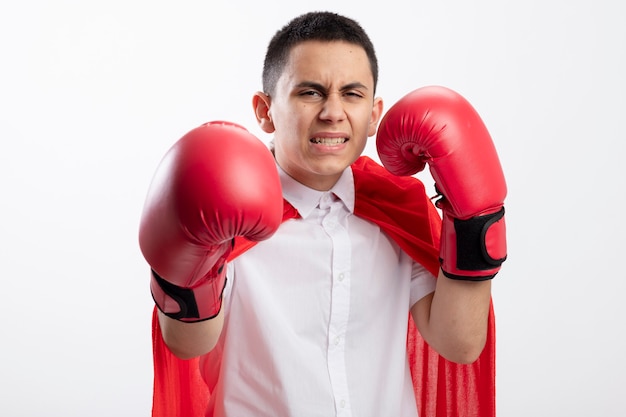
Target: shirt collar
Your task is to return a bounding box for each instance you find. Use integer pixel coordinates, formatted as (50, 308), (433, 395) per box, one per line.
(278, 164), (355, 219)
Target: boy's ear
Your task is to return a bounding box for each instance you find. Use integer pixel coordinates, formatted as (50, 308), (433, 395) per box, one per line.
(368, 97), (384, 137)
(253, 92), (275, 133)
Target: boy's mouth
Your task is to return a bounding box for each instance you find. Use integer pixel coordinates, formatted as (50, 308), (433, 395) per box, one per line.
(310, 137), (348, 145)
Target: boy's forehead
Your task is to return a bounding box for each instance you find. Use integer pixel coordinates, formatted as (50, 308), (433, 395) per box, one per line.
(281, 41), (374, 87)
(287, 40), (366, 61)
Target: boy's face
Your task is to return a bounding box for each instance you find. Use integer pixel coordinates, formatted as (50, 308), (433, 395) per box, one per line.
(254, 40), (383, 191)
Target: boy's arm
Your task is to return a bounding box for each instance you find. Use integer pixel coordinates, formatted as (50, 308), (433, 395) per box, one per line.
(412, 274), (491, 364)
(376, 86), (507, 363)
(157, 309), (225, 359)
(139, 121), (283, 358)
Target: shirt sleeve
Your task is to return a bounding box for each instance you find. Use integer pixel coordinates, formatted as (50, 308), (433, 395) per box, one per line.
(409, 261), (437, 306)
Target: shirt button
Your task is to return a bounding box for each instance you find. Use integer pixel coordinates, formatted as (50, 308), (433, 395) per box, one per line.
(340, 399), (346, 408)
(334, 336), (340, 345)
(338, 273), (345, 281)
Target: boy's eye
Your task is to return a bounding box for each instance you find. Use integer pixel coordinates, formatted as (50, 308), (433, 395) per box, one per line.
(298, 89), (365, 100)
(342, 90), (366, 101)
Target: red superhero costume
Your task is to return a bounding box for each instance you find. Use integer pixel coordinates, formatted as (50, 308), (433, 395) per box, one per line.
(150, 156), (496, 417)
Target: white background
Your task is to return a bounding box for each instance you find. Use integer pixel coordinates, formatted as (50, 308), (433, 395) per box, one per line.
(1, 0), (624, 416)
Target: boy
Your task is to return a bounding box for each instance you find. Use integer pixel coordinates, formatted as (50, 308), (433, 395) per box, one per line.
(140, 11), (505, 417)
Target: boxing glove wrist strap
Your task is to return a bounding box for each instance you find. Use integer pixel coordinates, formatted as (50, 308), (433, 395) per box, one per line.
(441, 207), (507, 281)
(150, 266), (227, 323)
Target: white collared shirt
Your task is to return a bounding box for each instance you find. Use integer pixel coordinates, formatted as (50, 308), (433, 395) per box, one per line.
(202, 165), (436, 417)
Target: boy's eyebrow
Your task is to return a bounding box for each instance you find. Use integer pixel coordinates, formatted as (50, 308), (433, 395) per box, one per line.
(295, 81), (370, 92)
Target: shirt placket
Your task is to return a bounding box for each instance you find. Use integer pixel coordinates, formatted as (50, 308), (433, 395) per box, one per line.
(320, 194), (353, 417)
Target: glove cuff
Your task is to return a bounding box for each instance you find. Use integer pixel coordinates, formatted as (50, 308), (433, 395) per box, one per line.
(150, 261), (228, 323)
(440, 207), (507, 280)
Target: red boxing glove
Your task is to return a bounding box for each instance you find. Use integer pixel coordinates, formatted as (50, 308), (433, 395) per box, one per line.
(139, 121), (283, 321)
(376, 86), (507, 280)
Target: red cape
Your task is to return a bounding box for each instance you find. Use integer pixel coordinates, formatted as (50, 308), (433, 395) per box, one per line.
(151, 156), (496, 417)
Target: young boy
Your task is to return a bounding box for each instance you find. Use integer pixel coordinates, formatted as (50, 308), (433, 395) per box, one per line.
(139, 11), (506, 417)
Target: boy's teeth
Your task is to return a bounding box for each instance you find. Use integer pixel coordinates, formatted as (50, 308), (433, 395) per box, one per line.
(312, 137), (346, 144)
